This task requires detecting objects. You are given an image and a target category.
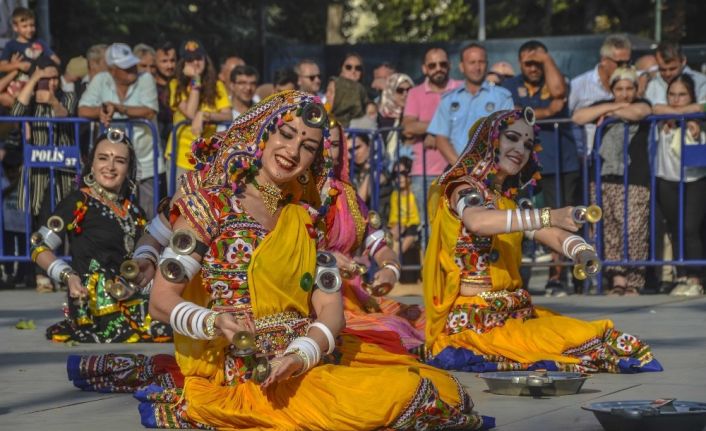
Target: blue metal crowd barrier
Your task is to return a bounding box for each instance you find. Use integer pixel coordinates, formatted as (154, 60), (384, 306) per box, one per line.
(591, 113), (706, 292)
(0, 116), (162, 262)
(3, 113), (705, 289)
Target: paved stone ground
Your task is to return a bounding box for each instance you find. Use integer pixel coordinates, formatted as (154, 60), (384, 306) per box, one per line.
(1, 282), (705, 430)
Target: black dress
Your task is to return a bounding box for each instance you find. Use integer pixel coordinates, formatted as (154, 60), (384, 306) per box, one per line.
(45, 188), (172, 343)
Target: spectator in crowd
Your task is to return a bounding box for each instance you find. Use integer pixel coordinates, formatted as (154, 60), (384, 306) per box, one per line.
(654, 74), (706, 296)
(217, 55), (245, 85)
(79, 44), (108, 98)
(569, 34), (632, 113)
(371, 62), (395, 93)
(377, 72), (414, 162)
(326, 75), (370, 128)
(0, 7), (61, 97)
(428, 42), (513, 164)
(340, 52), (364, 83)
(154, 41), (176, 149)
(569, 34), (632, 158)
(215, 65), (258, 132)
(78, 42), (164, 218)
(349, 115), (391, 219)
(295, 59), (322, 96)
(486, 61), (515, 85)
(273, 67), (297, 92)
(228, 65), (258, 118)
(10, 57), (77, 293)
(646, 41), (706, 106)
(167, 39), (231, 187)
(635, 54), (658, 97)
(388, 156), (420, 259)
(133, 43), (156, 77)
(502, 40), (578, 296)
(573, 67), (652, 296)
(371, 62), (396, 101)
(35, 130), (171, 343)
(402, 47), (461, 246)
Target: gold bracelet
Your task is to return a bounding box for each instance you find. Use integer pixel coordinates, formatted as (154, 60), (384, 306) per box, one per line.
(540, 207), (552, 229)
(204, 312), (220, 339)
(31, 245), (49, 262)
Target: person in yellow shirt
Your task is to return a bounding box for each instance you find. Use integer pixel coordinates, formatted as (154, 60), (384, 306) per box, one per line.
(389, 156), (421, 256)
(166, 39), (231, 191)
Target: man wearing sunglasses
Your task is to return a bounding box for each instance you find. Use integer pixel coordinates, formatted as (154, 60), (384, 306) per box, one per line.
(428, 42), (513, 164)
(568, 34), (632, 171)
(295, 59), (322, 96)
(402, 47), (461, 246)
(569, 34), (632, 114)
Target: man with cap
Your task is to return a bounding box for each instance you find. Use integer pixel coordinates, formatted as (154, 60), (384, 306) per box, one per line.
(78, 42), (165, 218)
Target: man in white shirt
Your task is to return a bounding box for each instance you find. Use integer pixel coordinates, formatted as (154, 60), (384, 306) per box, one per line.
(646, 41), (706, 106)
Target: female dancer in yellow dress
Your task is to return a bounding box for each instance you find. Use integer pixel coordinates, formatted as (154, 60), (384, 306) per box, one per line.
(423, 107), (662, 374)
(120, 91), (492, 430)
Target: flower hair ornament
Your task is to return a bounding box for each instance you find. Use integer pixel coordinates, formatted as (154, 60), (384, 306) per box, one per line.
(198, 90), (335, 219)
(437, 107), (542, 199)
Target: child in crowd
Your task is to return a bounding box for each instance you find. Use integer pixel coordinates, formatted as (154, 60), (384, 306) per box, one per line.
(388, 156), (421, 282)
(0, 7), (61, 100)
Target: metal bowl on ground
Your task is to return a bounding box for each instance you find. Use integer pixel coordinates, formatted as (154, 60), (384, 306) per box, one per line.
(477, 370), (588, 396)
(582, 399), (706, 431)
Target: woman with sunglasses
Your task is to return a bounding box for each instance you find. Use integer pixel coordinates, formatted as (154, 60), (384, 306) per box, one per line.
(166, 39), (231, 188)
(377, 72), (415, 162)
(340, 52), (364, 82)
(32, 130), (172, 343)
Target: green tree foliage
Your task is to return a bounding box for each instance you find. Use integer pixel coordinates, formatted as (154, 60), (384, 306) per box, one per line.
(347, 0), (705, 43)
(49, 0), (327, 64)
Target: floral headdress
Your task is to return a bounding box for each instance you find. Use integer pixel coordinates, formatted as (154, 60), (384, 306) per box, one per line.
(191, 90), (334, 218)
(437, 107), (542, 199)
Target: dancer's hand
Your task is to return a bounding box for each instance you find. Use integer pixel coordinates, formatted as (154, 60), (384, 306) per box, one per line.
(216, 313), (255, 342)
(133, 258), (156, 288)
(549, 207), (580, 232)
(370, 267), (396, 296)
(260, 354), (304, 389)
(67, 274), (88, 298)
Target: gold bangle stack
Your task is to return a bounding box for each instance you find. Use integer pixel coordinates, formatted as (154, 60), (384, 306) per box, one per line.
(31, 245), (49, 262)
(540, 207), (552, 229)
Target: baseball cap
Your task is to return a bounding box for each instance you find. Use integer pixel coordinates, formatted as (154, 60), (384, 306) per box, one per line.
(180, 39), (207, 61)
(105, 43), (139, 69)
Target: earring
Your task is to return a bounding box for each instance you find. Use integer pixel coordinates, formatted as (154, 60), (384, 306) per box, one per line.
(129, 180), (138, 197)
(83, 172), (96, 186)
(297, 172), (310, 185)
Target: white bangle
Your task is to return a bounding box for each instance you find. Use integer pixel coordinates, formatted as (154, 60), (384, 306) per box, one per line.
(524, 209), (532, 231)
(533, 208), (541, 230)
(38, 226), (62, 250)
(308, 322), (336, 355)
(505, 210), (512, 233)
(134, 244), (159, 264)
(146, 215), (172, 247)
(383, 263), (401, 282)
(561, 235), (585, 258)
(515, 208), (524, 231)
(169, 301), (193, 335)
(47, 259), (71, 284)
(455, 196), (467, 218)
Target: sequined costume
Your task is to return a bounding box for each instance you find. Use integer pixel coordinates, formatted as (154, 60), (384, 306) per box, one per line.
(45, 189), (172, 343)
(423, 110), (662, 374)
(68, 91), (492, 430)
(316, 121), (425, 350)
